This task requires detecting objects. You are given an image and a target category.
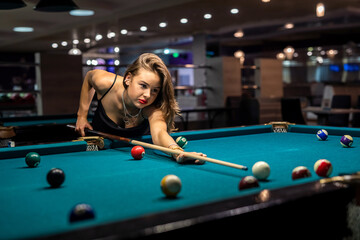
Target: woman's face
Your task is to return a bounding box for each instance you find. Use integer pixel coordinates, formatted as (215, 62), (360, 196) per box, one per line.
(125, 68), (161, 109)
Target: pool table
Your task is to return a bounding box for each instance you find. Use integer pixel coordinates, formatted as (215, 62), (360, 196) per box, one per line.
(1, 123), (360, 239)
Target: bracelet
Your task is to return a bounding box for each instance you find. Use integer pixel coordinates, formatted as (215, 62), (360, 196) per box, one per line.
(169, 146), (184, 161)
(167, 143), (179, 149)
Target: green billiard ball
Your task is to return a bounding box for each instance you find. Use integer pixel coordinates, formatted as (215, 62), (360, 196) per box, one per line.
(176, 136), (188, 148)
(25, 152), (40, 168)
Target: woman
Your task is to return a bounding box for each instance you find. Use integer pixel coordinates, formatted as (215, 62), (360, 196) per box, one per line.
(76, 53), (205, 164)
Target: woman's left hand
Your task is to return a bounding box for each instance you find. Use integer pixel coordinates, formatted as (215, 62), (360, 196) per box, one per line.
(174, 152), (206, 165)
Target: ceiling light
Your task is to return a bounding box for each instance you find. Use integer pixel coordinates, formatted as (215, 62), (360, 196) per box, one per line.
(163, 48), (170, 54)
(283, 46), (295, 60)
(107, 32), (115, 38)
(73, 39), (79, 44)
(140, 26), (147, 32)
(261, 0), (270, 2)
(34, 0), (79, 12)
(284, 23), (294, 29)
(61, 41), (68, 46)
(120, 29), (128, 35)
(114, 60), (120, 66)
(316, 3), (325, 17)
(84, 38), (90, 43)
(114, 47), (120, 53)
(276, 53), (285, 61)
(234, 30), (244, 38)
(51, 43), (58, 48)
(13, 27), (34, 32)
(159, 22), (167, 28)
(0, 0), (26, 9)
(69, 9), (94, 16)
(326, 49), (338, 59)
(95, 34), (102, 41)
(230, 8), (239, 14)
(204, 14), (212, 19)
(180, 18), (188, 24)
(68, 46), (82, 55)
(234, 50), (245, 65)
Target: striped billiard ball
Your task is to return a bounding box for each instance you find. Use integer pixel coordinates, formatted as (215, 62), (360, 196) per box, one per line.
(176, 136), (188, 148)
(316, 129), (328, 141)
(340, 135), (353, 147)
(314, 159), (332, 177)
(292, 166), (311, 180)
(25, 152), (40, 168)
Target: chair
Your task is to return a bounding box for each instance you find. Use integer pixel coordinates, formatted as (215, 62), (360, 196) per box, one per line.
(238, 97), (260, 126)
(226, 96), (242, 126)
(225, 96), (260, 126)
(281, 98), (306, 124)
(327, 95), (351, 127)
(352, 96), (360, 128)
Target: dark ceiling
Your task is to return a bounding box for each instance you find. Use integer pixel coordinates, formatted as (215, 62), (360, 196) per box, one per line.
(1, 0), (360, 56)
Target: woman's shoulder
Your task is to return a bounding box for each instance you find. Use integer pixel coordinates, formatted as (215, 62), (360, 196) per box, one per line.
(143, 105), (162, 119)
(91, 70), (123, 91)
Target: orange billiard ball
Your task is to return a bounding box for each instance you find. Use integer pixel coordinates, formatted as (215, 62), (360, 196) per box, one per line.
(131, 146), (145, 160)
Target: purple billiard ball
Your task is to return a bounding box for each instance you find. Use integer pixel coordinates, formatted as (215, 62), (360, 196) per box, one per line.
(340, 135), (353, 148)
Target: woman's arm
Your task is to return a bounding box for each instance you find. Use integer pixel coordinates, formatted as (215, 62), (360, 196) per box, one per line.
(147, 107), (205, 164)
(76, 70), (96, 136)
(76, 69), (115, 136)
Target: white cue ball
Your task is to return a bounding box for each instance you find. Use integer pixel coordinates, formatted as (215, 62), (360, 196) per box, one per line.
(252, 161), (271, 180)
(160, 174), (182, 198)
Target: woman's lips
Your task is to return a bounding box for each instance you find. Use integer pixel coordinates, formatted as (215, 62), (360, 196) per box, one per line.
(139, 99), (147, 104)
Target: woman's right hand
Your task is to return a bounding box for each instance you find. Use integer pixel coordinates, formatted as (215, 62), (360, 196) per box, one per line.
(75, 116), (93, 137)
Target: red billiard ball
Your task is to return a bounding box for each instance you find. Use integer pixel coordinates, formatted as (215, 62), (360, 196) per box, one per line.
(238, 176), (259, 190)
(292, 166), (311, 180)
(314, 159), (333, 177)
(131, 146), (145, 160)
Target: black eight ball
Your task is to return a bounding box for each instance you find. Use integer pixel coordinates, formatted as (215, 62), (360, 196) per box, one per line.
(47, 168), (65, 188)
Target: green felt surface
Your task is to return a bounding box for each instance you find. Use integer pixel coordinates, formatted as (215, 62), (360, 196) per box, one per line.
(0, 125), (360, 239)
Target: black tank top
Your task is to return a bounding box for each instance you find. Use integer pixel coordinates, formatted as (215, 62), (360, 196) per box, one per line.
(91, 75), (150, 137)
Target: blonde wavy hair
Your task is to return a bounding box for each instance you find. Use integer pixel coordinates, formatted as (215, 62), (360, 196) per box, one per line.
(123, 53), (180, 132)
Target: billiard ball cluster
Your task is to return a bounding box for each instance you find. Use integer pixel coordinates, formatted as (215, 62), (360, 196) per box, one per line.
(23, 151), (95, 223)
(316, 129), (354, 148)
(24, 152), (66, 187)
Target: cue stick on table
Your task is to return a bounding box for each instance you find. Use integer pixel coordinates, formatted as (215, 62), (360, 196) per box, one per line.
(67, 125), (248, 171)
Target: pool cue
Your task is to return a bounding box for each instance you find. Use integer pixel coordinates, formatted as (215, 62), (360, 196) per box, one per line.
(67, 125), (248, 171)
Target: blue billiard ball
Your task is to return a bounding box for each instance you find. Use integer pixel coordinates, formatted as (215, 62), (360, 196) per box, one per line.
(316, 129), (328, 141)
(69, 203), (95, 223)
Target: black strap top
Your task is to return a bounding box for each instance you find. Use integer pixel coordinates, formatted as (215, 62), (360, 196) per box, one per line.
(91, 74), (150, 137)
